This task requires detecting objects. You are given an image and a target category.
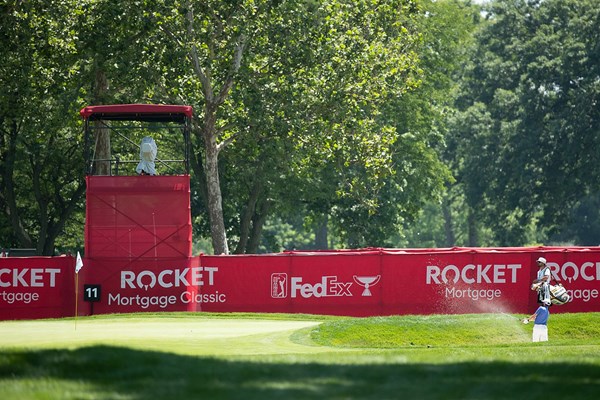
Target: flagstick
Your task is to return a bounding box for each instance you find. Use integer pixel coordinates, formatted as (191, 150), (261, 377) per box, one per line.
(74, 251), (84, 331)
(75, 271), (79, 330)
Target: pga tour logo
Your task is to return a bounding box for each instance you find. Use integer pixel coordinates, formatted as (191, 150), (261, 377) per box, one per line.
(271, 273), (381, 299)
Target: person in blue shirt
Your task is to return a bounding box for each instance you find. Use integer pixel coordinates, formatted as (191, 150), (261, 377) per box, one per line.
(523, 301), (550, 342)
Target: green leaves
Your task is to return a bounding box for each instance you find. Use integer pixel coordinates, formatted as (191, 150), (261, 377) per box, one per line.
(154, 0), (444, 250)
(450, 0), (600, 245)
(0, 0), (88, 254)
(0, 0), (485, 252)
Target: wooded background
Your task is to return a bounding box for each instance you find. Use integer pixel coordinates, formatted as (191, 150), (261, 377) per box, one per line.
(1, 0), (599, 255)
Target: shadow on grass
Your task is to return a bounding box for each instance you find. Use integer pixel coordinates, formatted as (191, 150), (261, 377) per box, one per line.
(0, 346), (598, 399)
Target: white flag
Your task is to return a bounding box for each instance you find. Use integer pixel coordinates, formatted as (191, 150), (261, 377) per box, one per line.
(75, 251), (84, 273)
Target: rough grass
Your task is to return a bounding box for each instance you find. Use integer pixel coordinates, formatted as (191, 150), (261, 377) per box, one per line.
(1, 312), (599, 399)
(311, 312), (600, 348)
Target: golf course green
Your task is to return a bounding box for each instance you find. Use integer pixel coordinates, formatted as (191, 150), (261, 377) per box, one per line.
(1, 312), (599, 399)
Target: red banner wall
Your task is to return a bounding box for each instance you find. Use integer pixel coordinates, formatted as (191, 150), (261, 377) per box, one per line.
(192, 247), (600, 316)
(2, 247), (599, 320)
(0, 255), (75, 320)
(77, 257), (196, 315)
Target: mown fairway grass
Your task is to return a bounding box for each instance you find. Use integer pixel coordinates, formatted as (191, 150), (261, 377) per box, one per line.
(1, 312), (599, 399)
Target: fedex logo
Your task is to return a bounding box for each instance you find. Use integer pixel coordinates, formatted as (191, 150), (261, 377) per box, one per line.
(291, 276), (353, 298)
(271, 274), (354, 298)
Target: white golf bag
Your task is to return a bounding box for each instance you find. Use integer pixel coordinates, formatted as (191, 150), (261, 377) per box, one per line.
(549, 283), (571, 305)
(532, 265), (571, 306)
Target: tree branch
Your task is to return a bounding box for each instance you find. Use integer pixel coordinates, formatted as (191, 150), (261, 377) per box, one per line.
(216, 132), (238, 154)
(215, 33), (247, 106)
(184, 1), (213, 102)
(158, 24), (184, 48)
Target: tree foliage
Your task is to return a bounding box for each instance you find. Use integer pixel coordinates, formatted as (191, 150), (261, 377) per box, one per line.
(11, 0), (598, 254)
(0, 0), (87, 255)
(451, 0), (600, 245)
(152, 0), (449, 252)
(0, 0), (484, 254)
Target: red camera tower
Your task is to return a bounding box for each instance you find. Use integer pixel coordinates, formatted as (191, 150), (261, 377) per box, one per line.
(80, 104), (195, 314)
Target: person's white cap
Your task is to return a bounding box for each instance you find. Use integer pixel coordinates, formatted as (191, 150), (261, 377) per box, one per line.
(536, 257), (547, 265)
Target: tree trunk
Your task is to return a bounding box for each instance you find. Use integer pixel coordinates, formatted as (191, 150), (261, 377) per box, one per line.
(203, 108), (229, 254)
(40, 183), (86, 256)
(30, 149), (48, 254)
(93, 69), (111, 175)
(2, 120), (33, 248)
(247, 198), (271, 254)
(442, 198), (455, 247)
(94, 122), (111, 175)
(314, 213), (329, 249)
(182, 3), (247, 255)
(234, 180), (263, 254)
(467, 207), (479, 247)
